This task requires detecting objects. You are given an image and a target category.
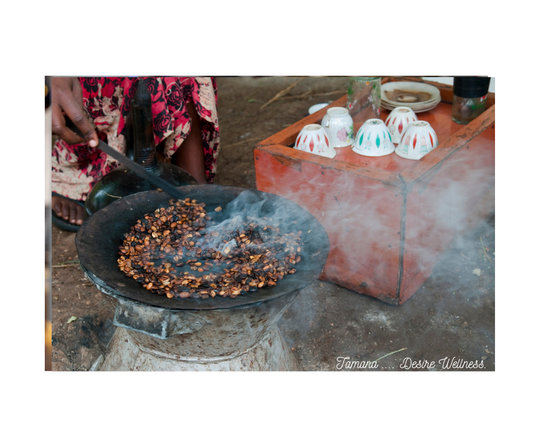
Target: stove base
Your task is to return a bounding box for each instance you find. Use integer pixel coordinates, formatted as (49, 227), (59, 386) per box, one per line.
(97, 325), (299, 371)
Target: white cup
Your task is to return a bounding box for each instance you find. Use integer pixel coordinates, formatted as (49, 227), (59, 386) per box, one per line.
(294, 124), (336, 158)
(395, 121), (439, 160)
(352, 119), (394, 157)
(321, 107), (354, 148)
(385, 106), (418, 144)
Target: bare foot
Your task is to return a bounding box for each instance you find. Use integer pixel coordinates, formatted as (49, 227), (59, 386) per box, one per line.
(52, 195), (85, 225)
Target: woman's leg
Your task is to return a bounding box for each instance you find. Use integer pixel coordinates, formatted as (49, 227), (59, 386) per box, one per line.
(171, 101), (208, 184)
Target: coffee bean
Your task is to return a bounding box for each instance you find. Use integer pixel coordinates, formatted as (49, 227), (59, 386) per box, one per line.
(118, 198), (303, 300)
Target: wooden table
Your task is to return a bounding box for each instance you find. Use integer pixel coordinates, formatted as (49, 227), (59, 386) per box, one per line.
(254, 77), (495, 305)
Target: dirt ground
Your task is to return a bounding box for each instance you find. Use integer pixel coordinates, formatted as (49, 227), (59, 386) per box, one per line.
(48, 76), (495, 371)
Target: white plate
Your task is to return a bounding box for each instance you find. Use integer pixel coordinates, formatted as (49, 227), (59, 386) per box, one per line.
(382, 98), (440, 112)
(381, 96), (441, 110)
(382, 95), (440, 108)
(382, 96), (440, 108)
(308, 103), (329, 115)
(382, 102), (439, 113)
(381, 82), (441, 107)
(382, 94), (440, 105)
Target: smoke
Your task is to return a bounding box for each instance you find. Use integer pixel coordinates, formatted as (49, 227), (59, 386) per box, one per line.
(212, 188), (312, 227)
(257, 136), (495, 305)
(401, 148), (495, 291)
(200, 189), (300, 250)
(132, 187), (330, 291)
(259, 132), (495, 369)
(265, 139), (495, 369)
(198, 189), (325, 264)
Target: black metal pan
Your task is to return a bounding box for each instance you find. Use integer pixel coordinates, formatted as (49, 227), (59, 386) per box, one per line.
(75, 185), (330, 311)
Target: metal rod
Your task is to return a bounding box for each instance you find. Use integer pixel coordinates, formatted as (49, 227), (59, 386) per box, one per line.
(64, 116), (186, 200)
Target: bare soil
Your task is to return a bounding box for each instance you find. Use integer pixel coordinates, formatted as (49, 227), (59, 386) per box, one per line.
(49, 76), (495, 371)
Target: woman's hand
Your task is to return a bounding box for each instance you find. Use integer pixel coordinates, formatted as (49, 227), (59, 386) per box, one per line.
(51, 77), (99, 147)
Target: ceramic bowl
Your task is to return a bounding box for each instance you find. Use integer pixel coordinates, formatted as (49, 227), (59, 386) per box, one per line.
(385, 107), (418, 144)
(321, 107), (354, 148)
(395, 120), (439, 160)
(352, 119), (394, 157)
(294, 124), (336, 158)
(308, 103), (329, 115)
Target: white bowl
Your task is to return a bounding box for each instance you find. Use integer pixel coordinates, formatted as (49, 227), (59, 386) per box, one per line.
(308, 103), (329, 115)
(321, 107), (354, 148)
(385, 107), (418, 144)
(395, 120), (439, 160)
(295, 124), (336, 158)
(352, 119), (394, 157)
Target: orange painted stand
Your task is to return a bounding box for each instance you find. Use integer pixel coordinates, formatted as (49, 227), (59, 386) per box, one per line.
(254, 77), (495, 305)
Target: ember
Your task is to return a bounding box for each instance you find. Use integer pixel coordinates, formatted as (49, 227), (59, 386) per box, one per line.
(117, 197), (303, 299)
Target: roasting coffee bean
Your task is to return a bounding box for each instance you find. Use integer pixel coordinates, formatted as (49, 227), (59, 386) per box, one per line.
(118, 198), (303, 300)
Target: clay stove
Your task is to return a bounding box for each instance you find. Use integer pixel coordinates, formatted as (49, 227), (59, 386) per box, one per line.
(76, 185), (329, 371)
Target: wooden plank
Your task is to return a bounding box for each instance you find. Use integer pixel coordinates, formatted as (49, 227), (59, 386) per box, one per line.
(398, 105), (495, 185)
(254, 144), (402, 186)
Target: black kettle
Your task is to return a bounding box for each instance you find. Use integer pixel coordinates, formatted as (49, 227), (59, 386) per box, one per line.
(85, 78), (197, 215)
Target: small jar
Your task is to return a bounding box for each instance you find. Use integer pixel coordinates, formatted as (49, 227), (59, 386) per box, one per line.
(452, 77), (491, 124)
(347, 77), (381, 126)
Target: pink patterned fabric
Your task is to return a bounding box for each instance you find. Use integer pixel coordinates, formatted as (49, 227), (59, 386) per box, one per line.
(51, 77), (219, 201)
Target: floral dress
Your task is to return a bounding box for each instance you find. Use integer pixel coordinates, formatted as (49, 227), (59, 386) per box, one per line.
(51, 77), (220, 201)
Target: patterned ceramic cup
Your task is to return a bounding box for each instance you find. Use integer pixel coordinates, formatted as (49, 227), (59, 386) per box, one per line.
(352, 119), (394, 157)
(385, 106), (418, 144)
(395, 121), (438, 160)
(321, 107), (354, 148)
(294, 124), (336, 158)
